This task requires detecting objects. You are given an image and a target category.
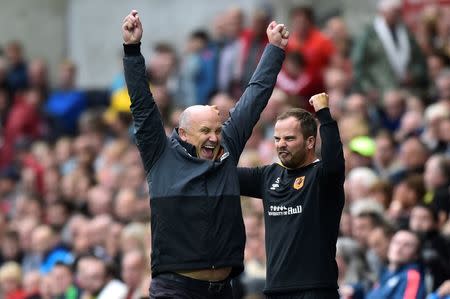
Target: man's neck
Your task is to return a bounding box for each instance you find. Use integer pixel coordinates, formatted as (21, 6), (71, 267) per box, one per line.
(292, 155), (317, 169)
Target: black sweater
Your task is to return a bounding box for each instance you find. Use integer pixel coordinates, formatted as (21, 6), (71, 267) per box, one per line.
(123, 43), (284, 277)
(238, 108), (345, 293)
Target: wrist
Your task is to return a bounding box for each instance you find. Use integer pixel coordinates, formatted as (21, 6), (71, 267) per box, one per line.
(269, 42), (285, 50)
(123, 42), (141, 56)
(314, 104), (328, 112)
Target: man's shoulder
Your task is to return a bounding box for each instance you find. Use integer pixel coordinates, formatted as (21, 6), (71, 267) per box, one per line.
(260, 163), (285, 176)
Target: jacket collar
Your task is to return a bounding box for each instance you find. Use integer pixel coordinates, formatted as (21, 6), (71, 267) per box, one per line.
(171, 128), (197, 157)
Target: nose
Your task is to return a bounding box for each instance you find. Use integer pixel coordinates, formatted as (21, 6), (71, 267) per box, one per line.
(277, 139), (286, 148)
(209, 133), (219, 143)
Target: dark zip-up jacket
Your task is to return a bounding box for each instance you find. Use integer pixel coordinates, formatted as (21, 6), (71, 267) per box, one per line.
(123, 43), (284, 277)
(238, 108), (345, 293)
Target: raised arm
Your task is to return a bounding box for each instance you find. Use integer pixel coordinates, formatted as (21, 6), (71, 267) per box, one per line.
(222, 22), (288, 162)
(122, 10), (166, 173)
(309, 93), (345, 178)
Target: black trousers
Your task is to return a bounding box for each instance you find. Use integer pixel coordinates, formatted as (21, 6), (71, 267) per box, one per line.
(265, 289), (339, 299)
(149, 272), (233, 299)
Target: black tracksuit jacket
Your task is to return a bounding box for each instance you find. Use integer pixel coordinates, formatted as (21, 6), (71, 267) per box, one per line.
(123, 43), (284, 277)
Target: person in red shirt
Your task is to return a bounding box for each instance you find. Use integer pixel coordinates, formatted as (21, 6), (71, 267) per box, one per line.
(0, 262), (26, 299)
(0, 88), (45, 168)
(276, 52), (315, 113)
(286, 6), (335, 98)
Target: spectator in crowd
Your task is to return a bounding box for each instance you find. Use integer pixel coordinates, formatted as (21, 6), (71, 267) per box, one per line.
(422, 103), (450, 153)
(366, 229), (426, 299)
(286, 6), (335, 99)
(390, 136), (429, 184)
(352, 0), (428, 100)
(367, 223), (395, 278)
(51, 262), (80, 299)
(209, 92), (236, 124)
(236, 7), (270, 91)
(275, 52), (313, 111)
(29, 225), (73, 275)
(0, 89), (45, 168)
(345, 167), (380, 202)
(0, 230), (23, 266)
(435, 69), (450, 106)
(121, 249), (149, 299)
(427, 52), (450, 100)
(217, 6), (244, 95)
(22, 270), (41, 298)
(373, 130), (401, 179)
(336, 238), (368, 299)
(4, 41), (28, 93)
(410, 205), (450, 281)
(44, 60), (87, 138)
(324, 16), (353, 73)
(388, 174), (426, 227)
(352, 211), (385, 250)
(76, 255), (127, 299)
(0, 261), (26, 299)
(26, 59), (49, 100)
(423, 154), (450, 225)
(179, 30), (216, 106)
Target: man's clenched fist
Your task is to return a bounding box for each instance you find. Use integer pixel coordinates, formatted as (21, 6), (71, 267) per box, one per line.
(266, 21), (289, 50)
(309, 93), (329, 112)
(122, 10), (143, 44)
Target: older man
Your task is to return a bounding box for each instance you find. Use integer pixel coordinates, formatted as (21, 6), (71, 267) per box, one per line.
(122, 9), (288, 298)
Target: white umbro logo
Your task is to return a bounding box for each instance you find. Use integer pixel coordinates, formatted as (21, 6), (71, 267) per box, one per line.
(270, 177), (281, 190)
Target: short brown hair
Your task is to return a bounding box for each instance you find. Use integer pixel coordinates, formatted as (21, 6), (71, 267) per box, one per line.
(276, 108), (317, 139)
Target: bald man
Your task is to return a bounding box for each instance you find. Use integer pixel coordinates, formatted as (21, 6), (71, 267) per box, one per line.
(122, 9), (288, 298)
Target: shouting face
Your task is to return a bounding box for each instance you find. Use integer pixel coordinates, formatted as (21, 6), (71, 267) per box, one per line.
(179, 106), (222, 160)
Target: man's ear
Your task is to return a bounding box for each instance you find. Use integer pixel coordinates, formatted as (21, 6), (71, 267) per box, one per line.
(306, 136), (315, 150)
(179, 127), (188, 142)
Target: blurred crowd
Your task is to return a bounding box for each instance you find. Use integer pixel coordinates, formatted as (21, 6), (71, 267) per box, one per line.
(0, 0), (450, 298)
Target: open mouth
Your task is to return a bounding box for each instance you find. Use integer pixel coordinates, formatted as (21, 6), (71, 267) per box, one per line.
(201, 145), (216, 159)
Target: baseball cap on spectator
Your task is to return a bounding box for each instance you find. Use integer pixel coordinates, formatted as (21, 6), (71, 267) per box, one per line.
(349, 136), (376, 158)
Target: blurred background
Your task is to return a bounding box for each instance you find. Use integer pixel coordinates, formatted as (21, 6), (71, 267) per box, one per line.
(0, 0), (377, 88)
(0, 0), (449, 298)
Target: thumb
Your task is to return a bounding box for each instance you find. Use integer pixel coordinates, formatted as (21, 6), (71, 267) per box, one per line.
(268, 21), (277, 30)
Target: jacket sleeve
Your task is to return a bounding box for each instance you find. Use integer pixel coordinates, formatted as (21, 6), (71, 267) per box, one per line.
(237, 167), (263, 198)
(316, 108), (345, 179)
(123, 43), (166, 173)
(222, 44), (285, 163)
